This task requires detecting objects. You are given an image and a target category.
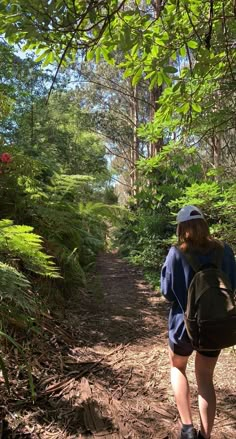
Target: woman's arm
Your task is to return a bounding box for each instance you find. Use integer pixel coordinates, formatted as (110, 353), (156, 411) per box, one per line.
(161, 247), (177, 302)
(222, 244), (236, 292)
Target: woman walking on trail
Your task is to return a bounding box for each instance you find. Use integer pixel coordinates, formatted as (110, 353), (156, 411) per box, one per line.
(161, 205), (236, 439)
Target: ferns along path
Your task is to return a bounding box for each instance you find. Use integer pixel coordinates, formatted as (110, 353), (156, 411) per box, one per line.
(1, 252), (235, 438)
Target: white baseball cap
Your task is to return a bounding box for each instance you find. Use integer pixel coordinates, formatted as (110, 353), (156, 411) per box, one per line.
(176, 205), (204, 224)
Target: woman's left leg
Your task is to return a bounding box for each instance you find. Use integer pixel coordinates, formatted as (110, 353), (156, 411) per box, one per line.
(169, 347), (192, 424)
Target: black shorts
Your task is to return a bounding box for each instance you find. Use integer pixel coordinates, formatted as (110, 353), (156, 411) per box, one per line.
(169, 340), (220, 358)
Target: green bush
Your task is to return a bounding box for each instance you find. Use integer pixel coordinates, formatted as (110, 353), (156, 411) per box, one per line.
(115, 146), (236, 284)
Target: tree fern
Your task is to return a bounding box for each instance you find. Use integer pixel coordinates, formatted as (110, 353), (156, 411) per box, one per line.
(50, 174), (94, 201)
(79, 201), (123, 221)
(1, 168), (121, 292)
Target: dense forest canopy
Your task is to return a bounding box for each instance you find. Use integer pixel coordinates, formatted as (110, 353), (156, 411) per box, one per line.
(0, 1), (236, 178)
(0, 0), (235, 395)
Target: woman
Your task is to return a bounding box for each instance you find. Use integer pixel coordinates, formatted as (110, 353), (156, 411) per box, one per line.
(161, 205), (236, 439)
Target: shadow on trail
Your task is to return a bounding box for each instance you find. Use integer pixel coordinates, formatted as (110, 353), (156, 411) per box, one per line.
(9, 393), (115, 438)
(215, 383), (236, 430)
(0, 420), (33, 438)
(73, 252), (169, 348)
(6, 361), (120, 438)
(33, 396), (115, 437)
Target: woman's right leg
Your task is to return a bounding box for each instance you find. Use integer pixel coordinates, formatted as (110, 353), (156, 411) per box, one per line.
(195, 352), (219, 439)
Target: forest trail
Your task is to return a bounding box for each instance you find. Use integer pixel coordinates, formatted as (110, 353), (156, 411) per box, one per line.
(2, 252), (236, 438)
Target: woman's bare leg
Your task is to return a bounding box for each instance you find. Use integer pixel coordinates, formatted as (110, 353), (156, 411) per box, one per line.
(195, 352), (219, 438)
(169, 347), (192, 424)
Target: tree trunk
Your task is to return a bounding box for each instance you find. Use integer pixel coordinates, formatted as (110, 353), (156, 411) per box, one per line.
(149, 85), (163, 157)
(130, 85), (139, 196)
(149, 0), (164, 157)
(211, 134), (222, 168)
(31, 103), (34, 147)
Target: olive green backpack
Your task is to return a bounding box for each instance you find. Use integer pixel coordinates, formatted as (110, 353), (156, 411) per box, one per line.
(183, 243), (236, 350)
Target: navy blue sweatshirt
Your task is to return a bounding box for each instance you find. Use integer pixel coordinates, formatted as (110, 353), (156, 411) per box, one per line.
(161, 243), (236, 347)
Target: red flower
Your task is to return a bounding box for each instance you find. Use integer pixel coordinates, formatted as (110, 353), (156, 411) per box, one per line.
(0, 153), (12, 163)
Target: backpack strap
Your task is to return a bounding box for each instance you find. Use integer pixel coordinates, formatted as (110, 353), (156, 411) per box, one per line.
(210, 241), (224, 268)
(183, 252), (202, 272)
(181, 241), (225, 273)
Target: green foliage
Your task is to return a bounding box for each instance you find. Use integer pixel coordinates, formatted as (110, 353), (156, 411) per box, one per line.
(0, 41), (120, 395)
(0, 217), (60, 341)
(0, 47), (117, 295)
(0, 261), (32, 311)
(30, 183), (120, 288)
(0, 1), (127, 60)
(168, 182), (222, 217)
(0, 145), (119, 292)
(115, 209), (170, 265)
(0, 220), (54, 398)
(0, 220), (59, 277)
(1, 2), (236, 156)
(115, 144), (236, 279)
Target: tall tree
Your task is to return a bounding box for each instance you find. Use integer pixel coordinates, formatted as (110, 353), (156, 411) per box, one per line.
(68, 61), (151, 194)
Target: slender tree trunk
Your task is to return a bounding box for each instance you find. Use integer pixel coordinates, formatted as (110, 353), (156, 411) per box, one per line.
(209, 134), (222, 182)
(149, 85), (163, 156)
(31, 103), (34, 146)
(211, 134), (222, 168)
(130, 85), (139, 195)
(149, 0), (164, 157)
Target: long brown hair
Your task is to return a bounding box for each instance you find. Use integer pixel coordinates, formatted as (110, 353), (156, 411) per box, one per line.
(177, 218), (216, 252)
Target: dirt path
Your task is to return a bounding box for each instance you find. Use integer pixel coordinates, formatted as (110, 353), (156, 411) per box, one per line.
(2, 252), (236, 438)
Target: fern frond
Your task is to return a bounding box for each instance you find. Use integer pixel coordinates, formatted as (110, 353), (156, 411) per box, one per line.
(50, 174), (94, 201)
(0, 262), (36, 313)
(49, 243), (86, 287)
(79, 201), (124, 222)
(0, 220), (60, 278)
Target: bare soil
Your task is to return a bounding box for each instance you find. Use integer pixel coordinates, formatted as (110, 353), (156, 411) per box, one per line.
(0, 252), (235, 438)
